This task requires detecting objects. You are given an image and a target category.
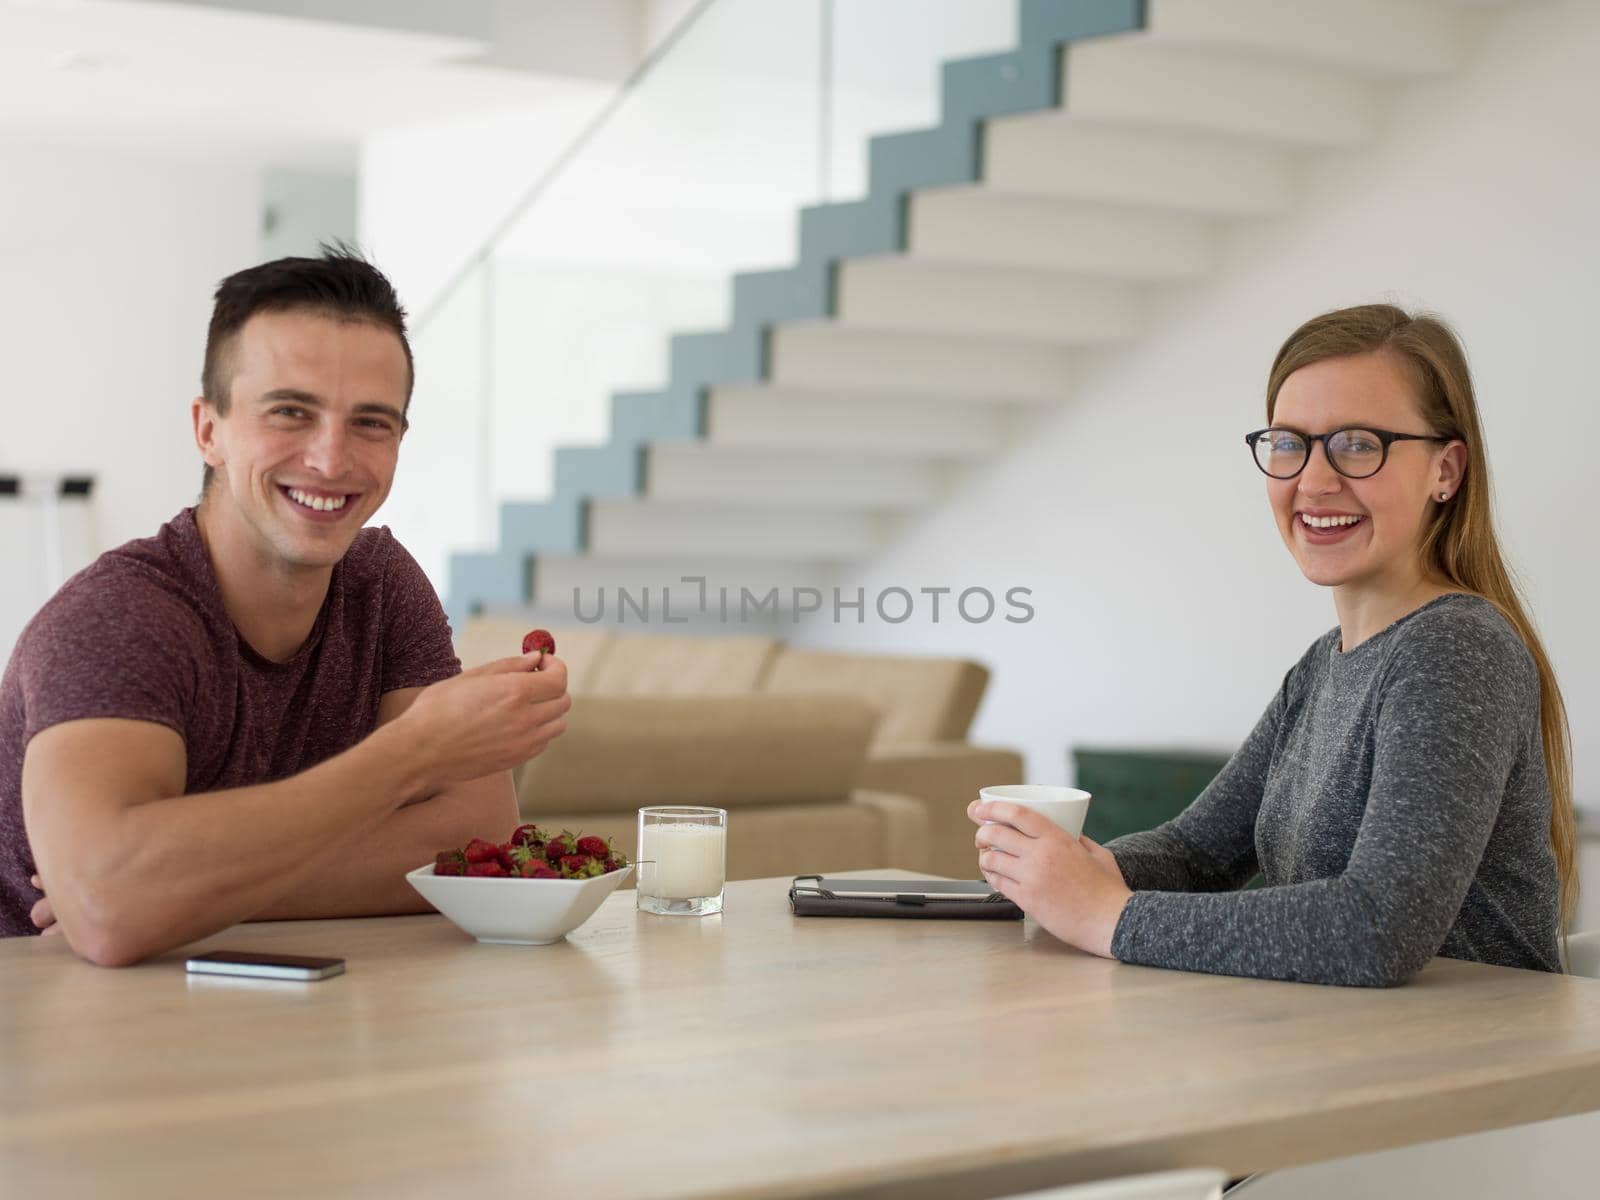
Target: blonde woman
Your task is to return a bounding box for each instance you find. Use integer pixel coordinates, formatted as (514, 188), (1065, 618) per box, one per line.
(971, 304), (1575, 986)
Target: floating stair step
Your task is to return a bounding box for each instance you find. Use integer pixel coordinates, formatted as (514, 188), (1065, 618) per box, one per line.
(1062, 37), (1383, 148)
(769, 321), (1072, 402)
(982, 114), (1296, 216)
(645, 443), (952, 510)
(706, 385), (1015, 458)
(908, 188), (1215, 280)
(1141, 0), (1463, 78)
(531, 554), (832, 620)
(836, 256), (1141, 344)
(586, 497), (892, 559)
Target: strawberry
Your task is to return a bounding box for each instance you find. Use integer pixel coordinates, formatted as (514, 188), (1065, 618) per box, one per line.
(518, 861), (562, 880)
(543, 832), (575, 861)
(603, 854), (627, 873)
(464, 838), (513, 871)
(434, 850), (468, 876)
(463, 837), (502, 864)
(507, 844), (538, 870)
(575, 835), (608, 858)
(509, 823), (546, 849)
(522, 629), (556, 656)
(558, 853), (594, 877)
(466, 861), (507, 877)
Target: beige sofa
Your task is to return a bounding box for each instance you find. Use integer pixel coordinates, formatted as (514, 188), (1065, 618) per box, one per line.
(453, 619), (1024, 880)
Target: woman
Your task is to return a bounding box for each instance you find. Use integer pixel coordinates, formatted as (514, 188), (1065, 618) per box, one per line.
(971, 304), (1575, 987)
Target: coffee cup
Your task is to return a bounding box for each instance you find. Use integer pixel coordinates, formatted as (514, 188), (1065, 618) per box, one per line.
(978, 785), (1092, 838)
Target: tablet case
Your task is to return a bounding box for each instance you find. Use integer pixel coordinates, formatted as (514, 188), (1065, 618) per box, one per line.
(789, 876), (1024, 920)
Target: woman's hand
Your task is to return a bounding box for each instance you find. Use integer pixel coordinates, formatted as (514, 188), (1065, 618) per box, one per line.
(969, 799), (1133, 958)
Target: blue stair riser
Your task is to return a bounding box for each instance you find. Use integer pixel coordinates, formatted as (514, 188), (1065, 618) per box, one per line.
(446, 0), (1147, 623)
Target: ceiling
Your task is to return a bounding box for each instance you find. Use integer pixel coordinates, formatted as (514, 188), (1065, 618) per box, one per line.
(0, 0), (635, 170)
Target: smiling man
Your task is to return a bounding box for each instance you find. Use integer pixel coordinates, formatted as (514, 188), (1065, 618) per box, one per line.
(0, 248), (569, 963)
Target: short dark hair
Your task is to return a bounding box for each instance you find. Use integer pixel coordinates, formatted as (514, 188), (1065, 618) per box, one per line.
(199, 243), (412, 491)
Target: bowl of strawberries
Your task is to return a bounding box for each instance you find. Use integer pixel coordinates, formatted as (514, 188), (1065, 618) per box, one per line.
(406, 824), (633, 945)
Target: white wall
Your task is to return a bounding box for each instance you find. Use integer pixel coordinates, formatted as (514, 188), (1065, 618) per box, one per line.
(797, 0), (1600, 810)
(0, 143), (261, 664)
(261, 168), (357, 260)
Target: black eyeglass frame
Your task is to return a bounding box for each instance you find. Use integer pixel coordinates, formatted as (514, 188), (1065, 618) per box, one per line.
(1243, 426), (1452, 480)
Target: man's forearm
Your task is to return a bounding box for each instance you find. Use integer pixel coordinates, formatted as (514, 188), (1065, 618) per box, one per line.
(49, 721), (436, 964)
(249, 772), (518, 920)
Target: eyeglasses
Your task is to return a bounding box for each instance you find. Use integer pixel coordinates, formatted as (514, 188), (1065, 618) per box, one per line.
(1244, 426), (1450, 480)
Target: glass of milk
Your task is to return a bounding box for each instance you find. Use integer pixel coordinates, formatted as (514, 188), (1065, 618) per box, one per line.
(636, 806), (727, 916)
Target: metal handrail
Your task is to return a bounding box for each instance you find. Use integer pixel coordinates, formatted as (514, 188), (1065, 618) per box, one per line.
(411, 0), (721, 334)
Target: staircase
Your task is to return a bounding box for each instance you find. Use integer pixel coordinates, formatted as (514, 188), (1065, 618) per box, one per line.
(445, 0), (1497, 625)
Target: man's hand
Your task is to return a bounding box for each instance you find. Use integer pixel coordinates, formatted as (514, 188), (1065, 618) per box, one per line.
(970, 798), (1133, 958)
(395, 652), (571, 794)
(248, 685), (521, 921)
(29, 875), (59, 936)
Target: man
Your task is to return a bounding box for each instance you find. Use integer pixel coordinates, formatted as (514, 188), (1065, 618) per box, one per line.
(0, 248), (567, 964)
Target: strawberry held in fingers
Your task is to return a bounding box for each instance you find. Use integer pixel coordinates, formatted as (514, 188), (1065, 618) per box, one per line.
(522, 629), (556, 657)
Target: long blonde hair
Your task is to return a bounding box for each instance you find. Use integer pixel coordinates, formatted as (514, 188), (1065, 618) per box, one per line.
(1267, 304), (1578, 931)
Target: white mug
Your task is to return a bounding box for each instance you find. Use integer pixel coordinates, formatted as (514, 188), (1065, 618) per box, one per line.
(978, 785), (1092, 838)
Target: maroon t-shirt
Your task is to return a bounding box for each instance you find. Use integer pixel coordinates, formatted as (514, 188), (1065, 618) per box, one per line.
(0, 508), (460, 937)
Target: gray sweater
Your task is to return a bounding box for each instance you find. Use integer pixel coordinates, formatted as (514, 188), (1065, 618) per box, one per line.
(1106, 594), (1561, 987)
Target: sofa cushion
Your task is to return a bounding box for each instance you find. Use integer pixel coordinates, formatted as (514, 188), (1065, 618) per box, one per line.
(581, 631), (780, 695)
(514, 693), (879, 815)
(859, 743), (1025, 880)
(761, 648), (989, 746)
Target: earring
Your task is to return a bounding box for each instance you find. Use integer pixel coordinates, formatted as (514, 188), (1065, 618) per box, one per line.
(1439, 491), (1449, 501)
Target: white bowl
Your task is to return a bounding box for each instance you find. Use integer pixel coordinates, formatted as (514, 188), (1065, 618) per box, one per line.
(405, 863), (633, 945)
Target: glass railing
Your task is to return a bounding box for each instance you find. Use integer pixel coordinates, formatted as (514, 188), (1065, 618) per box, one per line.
(385, 0), (1019, 592)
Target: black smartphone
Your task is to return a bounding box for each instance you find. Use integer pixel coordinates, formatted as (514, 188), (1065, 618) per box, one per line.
(185, 950), (346, 981)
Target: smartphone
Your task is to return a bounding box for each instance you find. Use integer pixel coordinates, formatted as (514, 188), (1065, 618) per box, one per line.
(814, 878), (999, 901)
(185, 950), (346, 981)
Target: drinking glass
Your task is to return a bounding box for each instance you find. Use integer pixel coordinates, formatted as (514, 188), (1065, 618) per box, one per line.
(636, 806), (727, 916)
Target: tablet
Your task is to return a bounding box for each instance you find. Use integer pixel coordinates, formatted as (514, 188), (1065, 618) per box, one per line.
(813, 878), (997, 901)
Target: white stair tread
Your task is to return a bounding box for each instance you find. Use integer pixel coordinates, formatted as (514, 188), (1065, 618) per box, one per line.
(706, 384), (1017, 457)
(1141, 0), (1464, 77)
(981, 113), (1297, 216)
(587, 497), (891, 559)
(908, 187), (1216, 280)
(836, 255), (1141, 344)
(769, 320), (1073, 402)
(1063, 37), (1385, 148)
(645, 443), (951, 509)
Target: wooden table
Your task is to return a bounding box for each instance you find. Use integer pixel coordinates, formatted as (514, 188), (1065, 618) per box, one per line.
(5, 872), (1600, 1199)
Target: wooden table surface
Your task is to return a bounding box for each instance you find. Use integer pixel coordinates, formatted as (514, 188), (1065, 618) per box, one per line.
(4, 871), (1600, 1199)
